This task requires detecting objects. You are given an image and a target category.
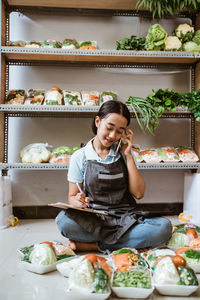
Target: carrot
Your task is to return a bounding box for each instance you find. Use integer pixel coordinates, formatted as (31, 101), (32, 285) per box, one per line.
(141, 151), (153, 155)
(179, 150), (189, 154)
(84, 253), (97, 264)
(89, 95), (99, 100)
(113, 253), (130, 267)
(51, 86), (60, 91)
(175, 247), (192, 255)
(80, 45), (96, 50)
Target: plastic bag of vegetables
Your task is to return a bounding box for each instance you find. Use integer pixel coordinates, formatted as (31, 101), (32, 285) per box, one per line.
(20, 143), (51, 163)
(68, 254), (111, 295)
(49, 145), (80, 163)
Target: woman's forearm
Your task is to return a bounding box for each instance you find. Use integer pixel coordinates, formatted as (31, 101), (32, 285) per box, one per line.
(126, 154), (145, 199)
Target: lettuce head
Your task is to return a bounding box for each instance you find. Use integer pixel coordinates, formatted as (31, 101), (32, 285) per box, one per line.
(145, 24), (167, 51)
(30, 243), (57, 265)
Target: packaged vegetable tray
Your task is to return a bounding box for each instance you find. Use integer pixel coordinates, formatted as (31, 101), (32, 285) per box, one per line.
(167, 223), (200, 249)
(175, 146), (199, 162)
(25, 41), (41, 48)
(65, 254), (111, 299)
(7, 40), (26, 47)
(153, 255), (199, 296)
(157, 147), (180, 162)
(18, 241), (75, 274)
(81, 91), (100, 106)
(24, 89), (45, 105)
(79, 40), (97, 49)
(41, 39), (62, 48)
(6, 89), (26, 105)
(63, 90), (82, 106)
(62, 38), (79, 49)
(175, 248), (200, 273)
(100, 91), (118, 103)
(140, 149), (162, 163)
(44, 86), (63, 105)
(132, 146), (143, 163)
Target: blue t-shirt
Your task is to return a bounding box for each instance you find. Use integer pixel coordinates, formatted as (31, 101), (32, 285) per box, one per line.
(68, 138), (136, 183)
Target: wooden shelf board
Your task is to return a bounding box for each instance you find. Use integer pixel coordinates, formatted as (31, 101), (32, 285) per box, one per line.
(2, 51), (199, 65)
(6, 0), (139, 10)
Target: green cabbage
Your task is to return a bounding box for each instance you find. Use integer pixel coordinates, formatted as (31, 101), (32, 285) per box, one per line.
(193, 30), (200, 45)
(167, 232), (189, 247)
(145, 24), (167, 51)
(183, 41), (200, 57)
(30, 244), (57, 265)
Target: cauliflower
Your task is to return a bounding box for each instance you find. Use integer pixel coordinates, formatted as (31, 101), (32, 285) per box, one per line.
(175, 24), (194, 42)
(165, 36), (182, 50)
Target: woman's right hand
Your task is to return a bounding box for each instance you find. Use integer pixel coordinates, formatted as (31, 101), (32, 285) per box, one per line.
(70, 192), (90, 208)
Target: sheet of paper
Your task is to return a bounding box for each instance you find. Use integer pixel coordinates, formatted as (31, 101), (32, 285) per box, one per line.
(48, 202), (108, 215)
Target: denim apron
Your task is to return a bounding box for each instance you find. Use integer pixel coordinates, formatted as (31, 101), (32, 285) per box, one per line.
(65, 155), (138, 244)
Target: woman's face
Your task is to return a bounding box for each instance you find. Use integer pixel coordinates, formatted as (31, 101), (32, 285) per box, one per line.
(95, 113), (128, 147)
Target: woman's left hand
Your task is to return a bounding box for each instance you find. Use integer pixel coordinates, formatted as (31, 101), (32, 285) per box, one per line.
(121, 129), (134, 157)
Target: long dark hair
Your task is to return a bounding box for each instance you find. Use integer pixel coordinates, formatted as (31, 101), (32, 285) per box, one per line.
(92, 100), (130, 135)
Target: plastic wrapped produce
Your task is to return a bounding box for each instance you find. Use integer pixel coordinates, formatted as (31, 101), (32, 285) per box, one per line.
(25, 41), (41, 48)
(81, 91), (100, 106)
(140, 149), (162, 163)
(62, 38), (79, 49)
(20, 143), (51, 163)
(7, 40), (26, 47)
(49, 146), (73, 164)
(157, 147), (180, 162)
(44, 86), (63, 105)
(100, 91), (118, 103)
(132, 146), (143, 163)
(175, 147), (199, 162)
(41, 39), (62, 48)
(79, 40), (97, 49)
(24, 89), (45, 105)
(68, 254), (111, 295)
(6, 90), (26, 105)
(63, 91), (82, 106)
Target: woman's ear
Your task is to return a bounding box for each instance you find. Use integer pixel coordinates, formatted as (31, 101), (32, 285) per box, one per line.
(95, 116), (100, 128)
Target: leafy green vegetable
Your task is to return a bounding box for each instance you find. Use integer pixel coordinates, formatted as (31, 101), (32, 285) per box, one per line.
(185, 249), (200, 260)
(113, 270), (152, 288)
(147, 88), (182, 116)
(177, 266), (198, 286)
(181, 89), (200, 122)
(93, 267), (110, 294)
(136, 0), (200, 19)
(112, 248), (135, 255)
(145, 24), (167, 51)
(116, 35), (146, 50)
(183, 41), (200, 57)
(167, 232), (189, 247)
(29, 244), (57, 265)
(126, 96), (159, 135)
(52, 146), (73, 156)
(193, 30), (200, 45)
(20, 245), (34, 263)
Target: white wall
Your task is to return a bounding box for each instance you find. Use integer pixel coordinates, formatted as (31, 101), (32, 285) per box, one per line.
(8, 12), (192, 206)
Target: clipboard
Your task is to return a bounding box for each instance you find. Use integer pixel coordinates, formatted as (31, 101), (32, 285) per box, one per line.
(48, 202), (108, 215)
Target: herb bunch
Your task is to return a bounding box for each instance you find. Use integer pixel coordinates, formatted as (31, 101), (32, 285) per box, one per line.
(136, 0), (200, 19)
(126, 96), (160, 134)
(116, 36), (146, 50)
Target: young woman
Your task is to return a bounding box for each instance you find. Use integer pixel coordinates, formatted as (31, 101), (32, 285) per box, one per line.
(56, 100), (172, 252)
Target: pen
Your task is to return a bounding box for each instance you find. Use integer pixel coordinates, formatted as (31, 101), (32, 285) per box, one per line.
(76, 182), (89, 207)
(115, 138), (121, 154)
